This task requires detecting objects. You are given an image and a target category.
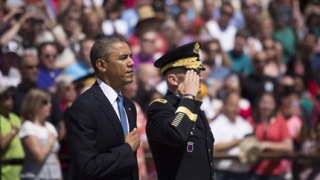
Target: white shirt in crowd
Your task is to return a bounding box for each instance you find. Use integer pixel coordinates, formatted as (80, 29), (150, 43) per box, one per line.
(102, 20), (128, 37)
(206, 20), (237, 52)
(210, 113), (253, 173)
(19, 120), (58, 140)
(97, 79), (130, 133)
(0, 68), (21, 87)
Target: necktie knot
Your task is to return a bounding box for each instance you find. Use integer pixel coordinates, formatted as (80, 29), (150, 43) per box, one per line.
(117, 94), (123, 103)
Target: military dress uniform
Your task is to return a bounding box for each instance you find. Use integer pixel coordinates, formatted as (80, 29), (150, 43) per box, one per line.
(146, 42), (215, 180)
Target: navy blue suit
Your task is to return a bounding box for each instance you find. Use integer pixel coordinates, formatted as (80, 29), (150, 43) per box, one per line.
(66, 82), (139, 180)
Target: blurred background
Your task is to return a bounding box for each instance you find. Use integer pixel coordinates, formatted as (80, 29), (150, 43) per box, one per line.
(0, 0), (320, 179)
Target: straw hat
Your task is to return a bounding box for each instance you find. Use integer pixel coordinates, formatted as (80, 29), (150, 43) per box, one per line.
(137, 6), (156, 23)
(238, 135), (262, 166)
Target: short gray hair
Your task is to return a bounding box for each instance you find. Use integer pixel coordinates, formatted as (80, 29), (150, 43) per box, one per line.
(90, 36), (126, 73)
(56, 74), (74, 92)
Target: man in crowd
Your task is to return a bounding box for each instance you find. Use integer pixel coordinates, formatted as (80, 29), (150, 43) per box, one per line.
(67, 36), (140, 180)
(36, 42), (60, 93)
(227, 29), (253, 75)
(147, 42), (215, 180)
(132, 29), (157, 71)
(210, 91), (253, 180)
(213, 0), (245, 28)
(241, 51), (277, 105)
(206, 2), (237, 52)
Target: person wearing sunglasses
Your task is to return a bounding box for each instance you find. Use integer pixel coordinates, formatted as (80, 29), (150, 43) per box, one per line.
(19, 88), (62, 180)
(0, 86), (25, 180)
(36, 42), (60, 94)
(206, 2), (237, 52)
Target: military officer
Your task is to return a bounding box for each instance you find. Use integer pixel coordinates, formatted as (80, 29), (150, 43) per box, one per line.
(146, 42), (215, 180)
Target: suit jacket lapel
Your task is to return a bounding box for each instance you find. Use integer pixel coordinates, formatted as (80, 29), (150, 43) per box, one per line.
(92, 82), (125, 143)
(123, 98), (135, 132)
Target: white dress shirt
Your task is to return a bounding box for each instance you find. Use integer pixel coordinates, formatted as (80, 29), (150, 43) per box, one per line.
(97, 79), (130, 133)
(210, 113), (253, 173)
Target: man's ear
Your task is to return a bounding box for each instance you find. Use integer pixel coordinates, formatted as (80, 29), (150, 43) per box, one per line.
(167, 74), (179, 86)
(96, 59), (107, 73)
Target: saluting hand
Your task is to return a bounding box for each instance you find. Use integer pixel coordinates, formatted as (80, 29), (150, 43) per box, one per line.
(177, 70), (200, 98)
(125, 128), (141, 152)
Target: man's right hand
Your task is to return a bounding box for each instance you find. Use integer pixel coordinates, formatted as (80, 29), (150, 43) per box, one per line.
(177, 70), (200, 98)
(125, 128), (141, 152)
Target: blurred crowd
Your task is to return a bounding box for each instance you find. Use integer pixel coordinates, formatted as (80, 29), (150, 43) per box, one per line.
(1, 0), (320, 179)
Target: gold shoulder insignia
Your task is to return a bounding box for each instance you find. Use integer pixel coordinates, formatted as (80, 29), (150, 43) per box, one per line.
(149, 99), (168, 106)
(193, 43), (200, 54)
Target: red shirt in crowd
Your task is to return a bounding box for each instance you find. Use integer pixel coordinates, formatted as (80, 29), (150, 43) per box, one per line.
(247, 116), (290, 176)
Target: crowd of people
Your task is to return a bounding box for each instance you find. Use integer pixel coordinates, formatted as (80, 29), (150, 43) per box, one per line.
(0, 0), (320, 179)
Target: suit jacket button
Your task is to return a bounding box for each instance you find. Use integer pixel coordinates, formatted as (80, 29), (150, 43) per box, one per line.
(190, 132), (193, 135)
(208, 149), (210, 153)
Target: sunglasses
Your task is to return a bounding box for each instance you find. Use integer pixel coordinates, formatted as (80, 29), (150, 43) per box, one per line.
(142, 38), (155, 43)
(221, 11), (233, 17)
(43, 54), (57, 59)
(25, 65), (39, 70)
(42, 100), (50, 105)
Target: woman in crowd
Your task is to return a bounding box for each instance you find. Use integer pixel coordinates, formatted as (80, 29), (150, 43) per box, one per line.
(19, 88), (62, 180)
(0, 86), (24, 180)
(286, 51), (314, 93)
(247, 92), (293, 180)
(261, 38), (286, 80)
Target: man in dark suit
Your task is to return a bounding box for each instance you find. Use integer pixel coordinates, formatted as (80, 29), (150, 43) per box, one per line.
(67, 36), (140, 180)
(147, 42), (215, 180)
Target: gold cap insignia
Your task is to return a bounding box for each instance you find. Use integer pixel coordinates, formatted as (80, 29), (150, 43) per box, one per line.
(193, 43), (200, 54)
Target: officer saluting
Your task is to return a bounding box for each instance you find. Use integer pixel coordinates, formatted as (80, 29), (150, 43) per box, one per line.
(146, 42), (215, 180)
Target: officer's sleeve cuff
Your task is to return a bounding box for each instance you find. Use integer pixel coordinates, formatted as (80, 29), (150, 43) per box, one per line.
(176, 98), (202, 122)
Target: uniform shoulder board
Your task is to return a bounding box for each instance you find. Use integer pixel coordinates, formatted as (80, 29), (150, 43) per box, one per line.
(149, 99), (168, 106)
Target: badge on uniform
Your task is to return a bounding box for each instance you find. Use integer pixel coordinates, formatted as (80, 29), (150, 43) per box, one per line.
(187, 142), (194, 152)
